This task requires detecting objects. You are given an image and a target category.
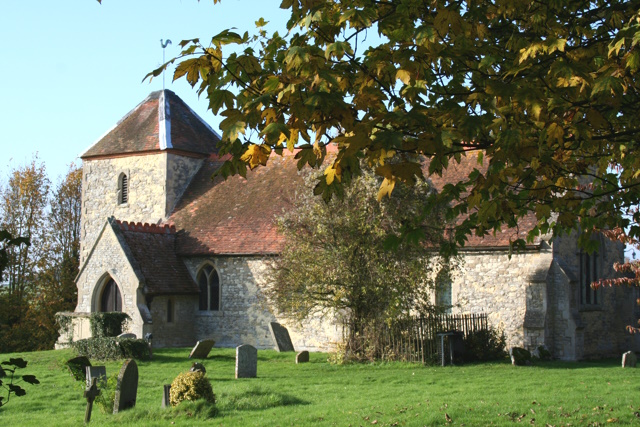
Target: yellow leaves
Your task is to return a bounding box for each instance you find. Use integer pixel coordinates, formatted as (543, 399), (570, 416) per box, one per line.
(324, 163), (342, 185)
(396, 69), (412, 85)
(377, 177), (396, 200)
(546, 123), (564, 145)
(240, 144), (271, 170)
(375, 162), (424, 200)
(518, 38), (566, 64)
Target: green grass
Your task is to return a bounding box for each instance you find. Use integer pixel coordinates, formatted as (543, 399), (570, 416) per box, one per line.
(1, 348), (640, 426)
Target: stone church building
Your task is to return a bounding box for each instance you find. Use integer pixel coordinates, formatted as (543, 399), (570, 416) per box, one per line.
(58, 90), (640, 360)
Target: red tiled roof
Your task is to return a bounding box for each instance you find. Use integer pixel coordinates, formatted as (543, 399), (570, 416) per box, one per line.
(168, 155), (302, 255)
(114, 220), (198, 295)
(81, 90), (220, 158)
(425, 151), (540, 248)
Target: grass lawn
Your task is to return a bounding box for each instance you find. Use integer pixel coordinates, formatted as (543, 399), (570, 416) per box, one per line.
(1, 347), (639, 426)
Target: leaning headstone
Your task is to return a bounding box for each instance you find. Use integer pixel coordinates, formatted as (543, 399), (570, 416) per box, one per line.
(84, 378), (100, 423)
(268, 322), (295, 352)
(510, 347), (532, 366)
(85, 365), (107, 389)
(189, 339), (215, 359)
(190, 362), (206, 373)
(161, 384), (171, 408)
(296, 350), (310, 364)
(67, 356), (91, 382)
(622, 351), (637, 368)
(113, 359), (138, 413)
(117, 333), (137, 339)
(235, 344), (257, 379)
(0, 364), (5, 378)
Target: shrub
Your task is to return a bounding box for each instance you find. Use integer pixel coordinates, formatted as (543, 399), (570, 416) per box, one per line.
(169, 371), (216, 407)
(89, 312), (130, 338)
(72, 338), (150, 361)
(462, 328), (508, 362)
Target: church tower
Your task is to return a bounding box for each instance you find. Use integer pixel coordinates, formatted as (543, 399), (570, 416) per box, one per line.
(78, 90), (220, 265)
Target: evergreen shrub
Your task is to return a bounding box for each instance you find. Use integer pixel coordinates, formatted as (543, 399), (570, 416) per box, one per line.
(169, 371), (216, 407)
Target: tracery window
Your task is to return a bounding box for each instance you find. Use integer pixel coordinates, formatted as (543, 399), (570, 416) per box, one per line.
(197, 264), (220, 311)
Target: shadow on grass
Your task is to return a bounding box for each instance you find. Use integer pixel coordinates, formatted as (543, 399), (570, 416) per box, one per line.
(220, 387), (309, 412)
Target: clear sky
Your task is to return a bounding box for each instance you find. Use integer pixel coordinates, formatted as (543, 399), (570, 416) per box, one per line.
(0, 0), (287, 182)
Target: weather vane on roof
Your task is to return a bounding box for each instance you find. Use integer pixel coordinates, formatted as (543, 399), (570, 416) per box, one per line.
(160, 39), (172, 91)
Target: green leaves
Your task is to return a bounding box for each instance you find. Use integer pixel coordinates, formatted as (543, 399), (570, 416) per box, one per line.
(165, 0), (640, 251)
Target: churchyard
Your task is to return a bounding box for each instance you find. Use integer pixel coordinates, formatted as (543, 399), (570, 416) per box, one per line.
(1, 347), (640, 426)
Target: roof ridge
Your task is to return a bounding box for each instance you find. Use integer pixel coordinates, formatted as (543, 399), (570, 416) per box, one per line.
(115, 220), (176, 234)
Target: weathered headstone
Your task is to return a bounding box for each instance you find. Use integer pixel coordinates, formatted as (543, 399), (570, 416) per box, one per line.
(268, 322), (295, 352)
(113, 359), (138, 413)
(0, 364), (5, 378)
(117, 333), (137, 339)
(84, 378), (100, 423)
(67, 356), (91, 382)
(190, 362), (206, 373)
(189, 339), (215, 359)
(510, 347), (532, 366)
(85, 365), (107, 389)
(296, 350), (310, 364)
(622, 351), (637, 368)
(161, 384), (171, 408)
(235, 344), (257, 379)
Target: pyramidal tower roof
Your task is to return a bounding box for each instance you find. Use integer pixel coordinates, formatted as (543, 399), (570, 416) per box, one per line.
(81, 90), (221, 159)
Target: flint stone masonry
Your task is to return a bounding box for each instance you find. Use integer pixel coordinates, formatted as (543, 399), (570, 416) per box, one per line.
(183, 256), (341, 351)
(235, 344), (257, 378)
(74, 220), (149, 339)
(80, 153), (202, 265)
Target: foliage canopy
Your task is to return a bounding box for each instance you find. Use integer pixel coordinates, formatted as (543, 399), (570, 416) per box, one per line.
(149, 0), (640, 250)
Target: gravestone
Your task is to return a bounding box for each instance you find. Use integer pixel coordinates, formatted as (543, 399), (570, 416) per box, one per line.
(190, 362), (206, 373)
(510, 347), (532, 366)
(189, 339), (215, 359)
(113, 359), (138, 413)
(235, 344), (257, 379)
(622, 351), (637, 368)
(117, 333), (137, 339)
(85, 365), (107, 389)
(296, 350), (310, 364)
(161, 384), (171, 408)
(268, 322), (295, 352)
(67, 356), (91, 382)
(84, 378), (100, 423)
(0, 364), (5, 378)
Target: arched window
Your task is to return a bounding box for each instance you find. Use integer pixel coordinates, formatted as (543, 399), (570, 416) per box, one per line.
(100, 278), (122, 312)
(580, 234), (603, 306)
(197, 264), (220, 311)
(117, 173), (129, 205)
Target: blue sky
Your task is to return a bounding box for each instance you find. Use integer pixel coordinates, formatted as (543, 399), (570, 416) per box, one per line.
(0, 0), (287, 181)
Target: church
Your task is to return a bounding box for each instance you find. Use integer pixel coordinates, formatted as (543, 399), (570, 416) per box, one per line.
(58, 90), (640, 360)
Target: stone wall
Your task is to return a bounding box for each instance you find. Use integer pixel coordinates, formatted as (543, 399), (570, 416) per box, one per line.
(148, 295), (197, 348)
(451, 245), (553, 351)
(182, 256), (341, 351)
(74, 221), (149, 339)
(80, 153), (203, 264)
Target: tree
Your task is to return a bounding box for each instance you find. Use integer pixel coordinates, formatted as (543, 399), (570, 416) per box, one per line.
(24, 165), (82, 350)
(149, 0), (640, 250)
(266, 166), (455, 360)
(0, 158), (50, 318)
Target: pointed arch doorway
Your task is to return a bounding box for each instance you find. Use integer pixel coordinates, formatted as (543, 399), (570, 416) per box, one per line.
(100, 278), (122, 312)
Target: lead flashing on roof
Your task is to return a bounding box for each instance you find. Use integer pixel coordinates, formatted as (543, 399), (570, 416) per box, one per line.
(158, 90), (172, 150)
